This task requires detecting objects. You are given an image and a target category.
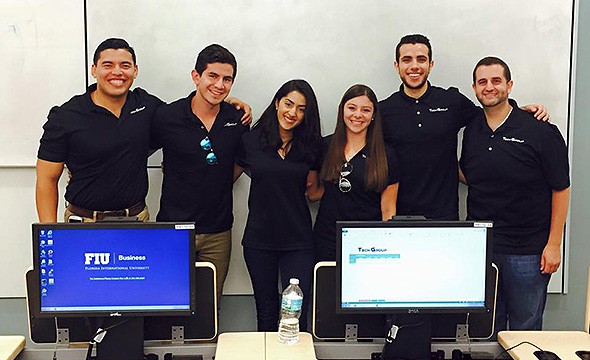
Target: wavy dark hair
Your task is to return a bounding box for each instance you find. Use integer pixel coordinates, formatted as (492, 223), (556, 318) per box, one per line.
(320, 84), (388, 192)
(195, 44), (237, 78)
(252, 79), (322, 162)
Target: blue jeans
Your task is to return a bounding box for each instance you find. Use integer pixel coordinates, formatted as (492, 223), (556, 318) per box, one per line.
(493, 254), (551, 333)
(243, 247), (314, 332)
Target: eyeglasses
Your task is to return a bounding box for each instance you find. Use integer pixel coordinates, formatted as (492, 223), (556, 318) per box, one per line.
(338, 162), (353, 193)
(199, 137), (218, 165)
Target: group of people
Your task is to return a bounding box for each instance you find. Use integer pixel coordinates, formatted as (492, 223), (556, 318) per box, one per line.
(35, 34), (570, 336)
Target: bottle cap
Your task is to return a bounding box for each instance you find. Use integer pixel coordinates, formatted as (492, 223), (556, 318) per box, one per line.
(289, 278), (299, 285)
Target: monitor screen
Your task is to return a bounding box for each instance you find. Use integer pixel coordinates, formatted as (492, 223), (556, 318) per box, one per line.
(336, 220), (493, 314)
(32, 222), (196, 317)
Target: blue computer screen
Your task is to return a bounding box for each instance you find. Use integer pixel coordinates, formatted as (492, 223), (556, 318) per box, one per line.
(34, 224), (195, 316)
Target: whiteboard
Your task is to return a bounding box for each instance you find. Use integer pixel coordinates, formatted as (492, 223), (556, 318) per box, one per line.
(0, 0), (85, 166)
(86, 0), (572, 137)
(0, 0), (574, 297)
(87, 0), (573, 294)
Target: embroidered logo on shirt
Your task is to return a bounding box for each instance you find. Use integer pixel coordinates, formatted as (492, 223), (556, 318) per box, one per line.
(502, 136), (525, 143)
(130, 106), (146, 114)
(224, 122), (238, 127)
(429, 107), (448, 112)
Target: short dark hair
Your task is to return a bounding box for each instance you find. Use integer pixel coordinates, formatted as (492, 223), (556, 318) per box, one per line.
(194, 44), (237, 78)
(93, 38), (136, 65)
(472, 56), (512, 83)
(395, 34), (432, 62)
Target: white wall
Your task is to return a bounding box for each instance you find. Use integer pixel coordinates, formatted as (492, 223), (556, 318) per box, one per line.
(0, 0), (575, 297)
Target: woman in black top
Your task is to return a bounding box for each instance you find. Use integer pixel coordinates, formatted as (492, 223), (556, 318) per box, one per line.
(236, 79), (322, 331)
(314, 84), (400, 262)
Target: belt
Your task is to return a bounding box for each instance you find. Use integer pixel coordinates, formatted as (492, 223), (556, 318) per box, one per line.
(67, 201), (146, 221)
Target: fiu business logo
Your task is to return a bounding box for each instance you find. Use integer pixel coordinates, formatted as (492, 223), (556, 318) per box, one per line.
(85, 253), (110, 265)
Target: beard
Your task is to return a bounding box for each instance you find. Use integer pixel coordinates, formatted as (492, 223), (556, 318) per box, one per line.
(400, 75), (428, 90)
(477, 93), (509, 108)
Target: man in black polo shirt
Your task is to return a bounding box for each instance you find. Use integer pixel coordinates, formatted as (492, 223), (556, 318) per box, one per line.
(36, 38), (162, 222)
(379, 34), (548, 220)
(36, 39), (251, 223)
(151, 44), (248, 301)
(460, 57), (570, 331)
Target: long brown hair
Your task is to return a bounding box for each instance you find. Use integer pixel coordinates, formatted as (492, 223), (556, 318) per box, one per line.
(320, 84), (388, 192)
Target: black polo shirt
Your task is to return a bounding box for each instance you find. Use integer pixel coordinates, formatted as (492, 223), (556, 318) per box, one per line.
(313, 136), (400, 257)
(37, 84), (163, 211)
(151, 92), (247, 234)
(460, 100), (570, 255)
(237, 128), (320, 250)
(379, 83), (481, 220)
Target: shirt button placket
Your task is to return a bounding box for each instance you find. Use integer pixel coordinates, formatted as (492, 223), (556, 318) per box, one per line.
(415, 100), (422, 129)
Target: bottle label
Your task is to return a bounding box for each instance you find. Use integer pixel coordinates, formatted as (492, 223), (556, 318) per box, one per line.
(281, 296), (303, 312)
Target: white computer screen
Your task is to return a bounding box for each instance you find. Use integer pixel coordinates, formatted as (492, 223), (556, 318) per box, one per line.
(337, 222), (491, 313)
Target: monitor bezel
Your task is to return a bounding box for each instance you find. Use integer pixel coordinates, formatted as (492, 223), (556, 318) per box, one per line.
(335, 220), (494, 315)
(31, 222), (197, 318)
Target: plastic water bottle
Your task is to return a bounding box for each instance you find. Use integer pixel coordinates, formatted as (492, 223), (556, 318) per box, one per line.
(278, 278), (303, 344)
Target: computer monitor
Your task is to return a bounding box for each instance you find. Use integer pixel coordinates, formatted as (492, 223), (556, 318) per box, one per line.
(336, 220), (494, 360)
(31, 222), (197, 318)
(336, 220), (494, 315)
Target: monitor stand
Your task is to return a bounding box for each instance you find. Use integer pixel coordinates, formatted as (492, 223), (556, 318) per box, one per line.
(96, 317), (144, 360)
(381, 314), (432, 360)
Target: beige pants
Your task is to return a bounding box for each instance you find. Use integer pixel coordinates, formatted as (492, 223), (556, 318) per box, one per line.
(196, 230), (232, 303)
(64, 206), (150, 222)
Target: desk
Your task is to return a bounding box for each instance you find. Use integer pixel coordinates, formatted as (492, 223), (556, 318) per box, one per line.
(0, 336), (25, 360)
(215, 332), (316, 360)
(498, 331), (590, 360)
(216, 332), (265, 360)
(265, 332), (316, 360)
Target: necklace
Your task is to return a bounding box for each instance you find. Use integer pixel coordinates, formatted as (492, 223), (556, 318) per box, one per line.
(278, 141), (292, 159)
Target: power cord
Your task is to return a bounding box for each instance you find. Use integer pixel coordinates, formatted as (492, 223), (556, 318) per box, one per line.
(465, 313), (472, 354)
(52, 317), (59, 360)
(85, 319), (130, 360)
(494, 341), (544, 359)
(384, 315), (424, 343)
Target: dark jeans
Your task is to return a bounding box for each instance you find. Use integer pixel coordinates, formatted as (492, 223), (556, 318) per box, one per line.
(243, 247), (314, 332)
(493, 253), (551, 333)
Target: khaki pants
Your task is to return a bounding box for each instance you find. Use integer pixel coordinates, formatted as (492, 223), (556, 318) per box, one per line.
(64, 206), (150, 222)
(196, 230), (232, 303)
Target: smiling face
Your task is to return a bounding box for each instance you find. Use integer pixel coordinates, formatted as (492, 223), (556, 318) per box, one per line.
(343, 95), (374, 136)
(275, 90), (306, 136)
(473, 64), (513, 108)
(91, 48), (137, 101)
(394, 43), (433, 95)
(192, 62), (234, 107)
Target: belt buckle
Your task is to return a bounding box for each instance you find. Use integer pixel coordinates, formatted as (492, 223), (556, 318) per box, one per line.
(100, 210), (124, 218)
